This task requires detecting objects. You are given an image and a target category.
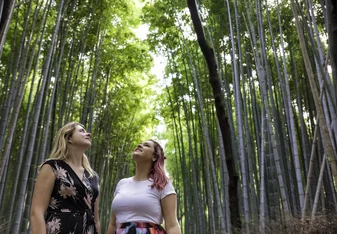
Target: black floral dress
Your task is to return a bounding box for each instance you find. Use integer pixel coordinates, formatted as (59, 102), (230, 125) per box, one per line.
(43, 160), (99, 234)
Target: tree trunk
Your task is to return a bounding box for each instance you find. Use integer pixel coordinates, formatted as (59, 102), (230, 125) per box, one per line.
(10, 1), (64, 232)
(187, 0), (241, 230)
(326, 0), (337, 94)
(0, 0), (34, 208)
(302, 115), (319, 219)
(291, 0), (337, 186)
(259, 106), (266, 234)
(227, 0), (251, 231)
(311, 153), (327, 220)
(0, 0), (16, 56)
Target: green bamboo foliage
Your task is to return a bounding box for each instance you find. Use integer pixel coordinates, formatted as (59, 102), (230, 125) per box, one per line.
(0, 0), (16, 55)
(0, 0), (158, 233)
(1, 0), (337, 233)
(11, 1), (65, 232)
(144, 0), (337, 233)
(291, 0), (337, 192)
(326, 0), (337, 94)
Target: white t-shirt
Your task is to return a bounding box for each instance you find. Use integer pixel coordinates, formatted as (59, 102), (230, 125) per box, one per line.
(111, 177), (176, 226)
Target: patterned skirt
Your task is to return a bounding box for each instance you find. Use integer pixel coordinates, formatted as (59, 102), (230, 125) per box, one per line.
(116, 222), (167, 234)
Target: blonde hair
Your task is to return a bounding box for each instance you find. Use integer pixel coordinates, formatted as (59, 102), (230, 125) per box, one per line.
(46, 122), (96, 177)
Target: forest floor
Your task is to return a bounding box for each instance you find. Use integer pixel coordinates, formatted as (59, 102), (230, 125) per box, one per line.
(232, 214), (337, 234)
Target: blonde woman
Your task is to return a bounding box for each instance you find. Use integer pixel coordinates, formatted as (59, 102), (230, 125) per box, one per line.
(30, 122), (100, 234)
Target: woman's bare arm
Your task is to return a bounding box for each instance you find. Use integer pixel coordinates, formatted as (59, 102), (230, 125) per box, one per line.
(107, 212), (117, 234)
(30, 164), (55, 234)
(161, 194), (181, 234)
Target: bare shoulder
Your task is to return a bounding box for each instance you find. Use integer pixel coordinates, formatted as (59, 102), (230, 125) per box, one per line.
(36, 163), (56, 181)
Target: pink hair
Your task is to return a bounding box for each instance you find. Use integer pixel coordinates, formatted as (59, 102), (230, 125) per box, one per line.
(148, 139), (169, 190)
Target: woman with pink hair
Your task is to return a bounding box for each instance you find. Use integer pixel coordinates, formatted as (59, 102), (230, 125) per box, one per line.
(107, 140), (181, 234)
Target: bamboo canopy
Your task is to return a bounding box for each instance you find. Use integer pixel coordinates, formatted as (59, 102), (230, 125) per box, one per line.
(0, 0), (337, 233)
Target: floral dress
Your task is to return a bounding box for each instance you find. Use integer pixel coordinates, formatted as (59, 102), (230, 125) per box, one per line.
(43, 160), (99, 234)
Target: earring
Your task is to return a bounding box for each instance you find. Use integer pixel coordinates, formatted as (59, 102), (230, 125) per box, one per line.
(152, 158), (156, 161)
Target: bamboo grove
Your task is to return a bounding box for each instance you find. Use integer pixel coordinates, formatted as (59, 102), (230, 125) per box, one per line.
(0, 0), (337, 234)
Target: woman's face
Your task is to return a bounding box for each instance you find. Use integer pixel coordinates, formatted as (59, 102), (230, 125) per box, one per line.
(133, 140), (156, 162)
(68, 125), (92, 149)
